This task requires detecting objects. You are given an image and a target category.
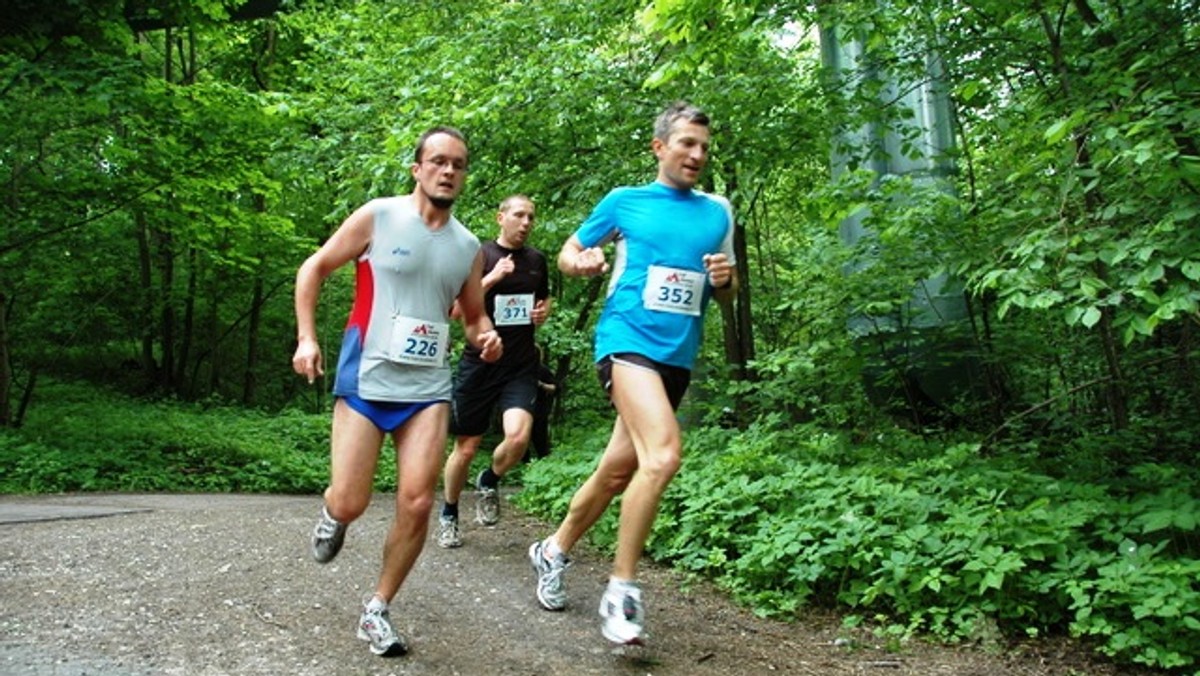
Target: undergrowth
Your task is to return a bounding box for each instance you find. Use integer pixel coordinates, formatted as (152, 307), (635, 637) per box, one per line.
(0, 379), (336, 493)
(516, 414), (1200, 672)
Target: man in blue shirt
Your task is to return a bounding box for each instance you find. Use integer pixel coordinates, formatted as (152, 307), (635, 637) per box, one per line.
(528, 101), (738, 645)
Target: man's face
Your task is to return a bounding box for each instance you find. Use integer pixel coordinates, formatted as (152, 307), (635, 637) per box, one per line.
(653, 120), (710, 190)
(497, 198), (535, 248)
(412, 133), (469, 208)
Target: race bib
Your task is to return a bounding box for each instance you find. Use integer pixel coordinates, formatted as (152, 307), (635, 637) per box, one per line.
(493, 293), (535, 326)
(642, 265), (704, 316)
(387, 315), (449, 367)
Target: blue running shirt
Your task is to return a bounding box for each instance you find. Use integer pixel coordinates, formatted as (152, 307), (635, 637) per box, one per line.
(574, 181), (736, 370)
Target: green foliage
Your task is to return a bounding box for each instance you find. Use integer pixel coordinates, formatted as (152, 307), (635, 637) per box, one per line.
(519, 414), (1200, 671)
(0, 380), (333, 494)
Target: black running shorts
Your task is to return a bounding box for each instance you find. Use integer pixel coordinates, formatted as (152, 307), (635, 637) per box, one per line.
(596, 353), (691, 411)
(449, 358), (538, 437)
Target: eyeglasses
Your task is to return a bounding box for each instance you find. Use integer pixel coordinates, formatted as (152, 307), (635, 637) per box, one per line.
(422, 156), (468, 172)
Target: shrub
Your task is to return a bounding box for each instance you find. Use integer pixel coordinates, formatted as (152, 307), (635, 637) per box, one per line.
(515, 413), (1199, 671)
(1, 380), (332, 494)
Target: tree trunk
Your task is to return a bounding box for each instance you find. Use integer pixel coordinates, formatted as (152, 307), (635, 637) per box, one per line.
(155, 224), (176, 392)
(176, 247), (197, 395)
(720, 169), (754, 381)
(243, 273), (264, 406)
(14, 366), (36, 429)
(0, 293), (11, 426)
(205, 276), (221, 396)
(732, 218), (754, 376)
(1040, 8), (1129, 430)
(243, 193), (269, 406)
(1096, 303), (1129, 429)
(135, 210), (158, 384)
(1181, 322), (1200, 418)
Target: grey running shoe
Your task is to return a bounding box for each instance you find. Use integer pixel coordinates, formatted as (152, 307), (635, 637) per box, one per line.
(310, 505), (346, 564)
(528, 539), (569, 611)
(475, 471), (500, 525)
(436, 515), (462, 549)
(357, 603), (408, 657)
(599, 584), (647, 645)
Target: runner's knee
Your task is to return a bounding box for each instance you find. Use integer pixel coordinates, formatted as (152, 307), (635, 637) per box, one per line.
(451, 441), (479, 463)
(325, 489), (370, 522)
(599, 464), (636, 494)
(638, 449), (681, 485)
(503, 428), (532, 448)
(395, 489), (434, 519)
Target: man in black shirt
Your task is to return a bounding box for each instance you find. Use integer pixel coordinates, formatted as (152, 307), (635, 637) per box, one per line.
(438, 195), (551, 547)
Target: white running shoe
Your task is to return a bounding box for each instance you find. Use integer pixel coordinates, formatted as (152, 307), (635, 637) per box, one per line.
(357, 602), (408, 657)
(436, 515), (462, 549)
(475, 470), (500, 525)
(310, 505), (346, 563)
(528, 539), (569, 611)
(599, 584), (647, 645)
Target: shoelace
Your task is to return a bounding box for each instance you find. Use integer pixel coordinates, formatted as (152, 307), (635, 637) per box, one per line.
(315, 517), (340, 538)
(365, 610), (396, 641)
(543, 556), (569, 586)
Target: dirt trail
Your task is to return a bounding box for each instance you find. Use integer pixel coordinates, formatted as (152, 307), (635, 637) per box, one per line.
(0, 493), (1138, 675)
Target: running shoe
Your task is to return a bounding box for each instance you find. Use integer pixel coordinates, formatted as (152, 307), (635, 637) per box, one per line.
(357, 602), (408, 657)
(310, 505), (346, 564)
(475, 471), (500, 525)
(528, 539), (569, 611)
(599, 584), (647, 645)
(436, 515), (462, 549)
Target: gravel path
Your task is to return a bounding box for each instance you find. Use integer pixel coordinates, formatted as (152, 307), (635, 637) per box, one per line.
(0, 493), (1141, 675)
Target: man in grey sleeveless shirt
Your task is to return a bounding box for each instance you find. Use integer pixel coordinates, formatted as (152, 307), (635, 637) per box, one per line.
(292, 126), (502, 658)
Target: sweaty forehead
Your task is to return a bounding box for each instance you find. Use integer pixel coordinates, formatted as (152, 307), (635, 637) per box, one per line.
(505, 199), (534, 214)
(668, 121), (710, 143)
(424, 133), (468, 158)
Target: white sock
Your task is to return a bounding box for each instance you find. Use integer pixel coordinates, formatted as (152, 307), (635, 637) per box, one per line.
(607, 577), (637, 595)
(366, 595), (387, 613)
(323, 505), (342, 524)
(544, 537), (564, 560)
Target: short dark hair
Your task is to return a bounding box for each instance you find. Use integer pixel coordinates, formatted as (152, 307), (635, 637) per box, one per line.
(499, 194), (534, 213)
(414, 125), (468, 163)
(653, 102), (709, 143)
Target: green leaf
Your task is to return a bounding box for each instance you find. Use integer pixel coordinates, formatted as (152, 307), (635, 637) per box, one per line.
(1182, 261), (1200, 281)
(1143, 263), (1165, 283)
(1044, 117), (1074, 145)
(959, 80), (980, 103)
(1079, 277), (1107, 298)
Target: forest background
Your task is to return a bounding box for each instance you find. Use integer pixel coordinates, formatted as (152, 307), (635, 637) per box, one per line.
(1, 0), (1197, 672)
